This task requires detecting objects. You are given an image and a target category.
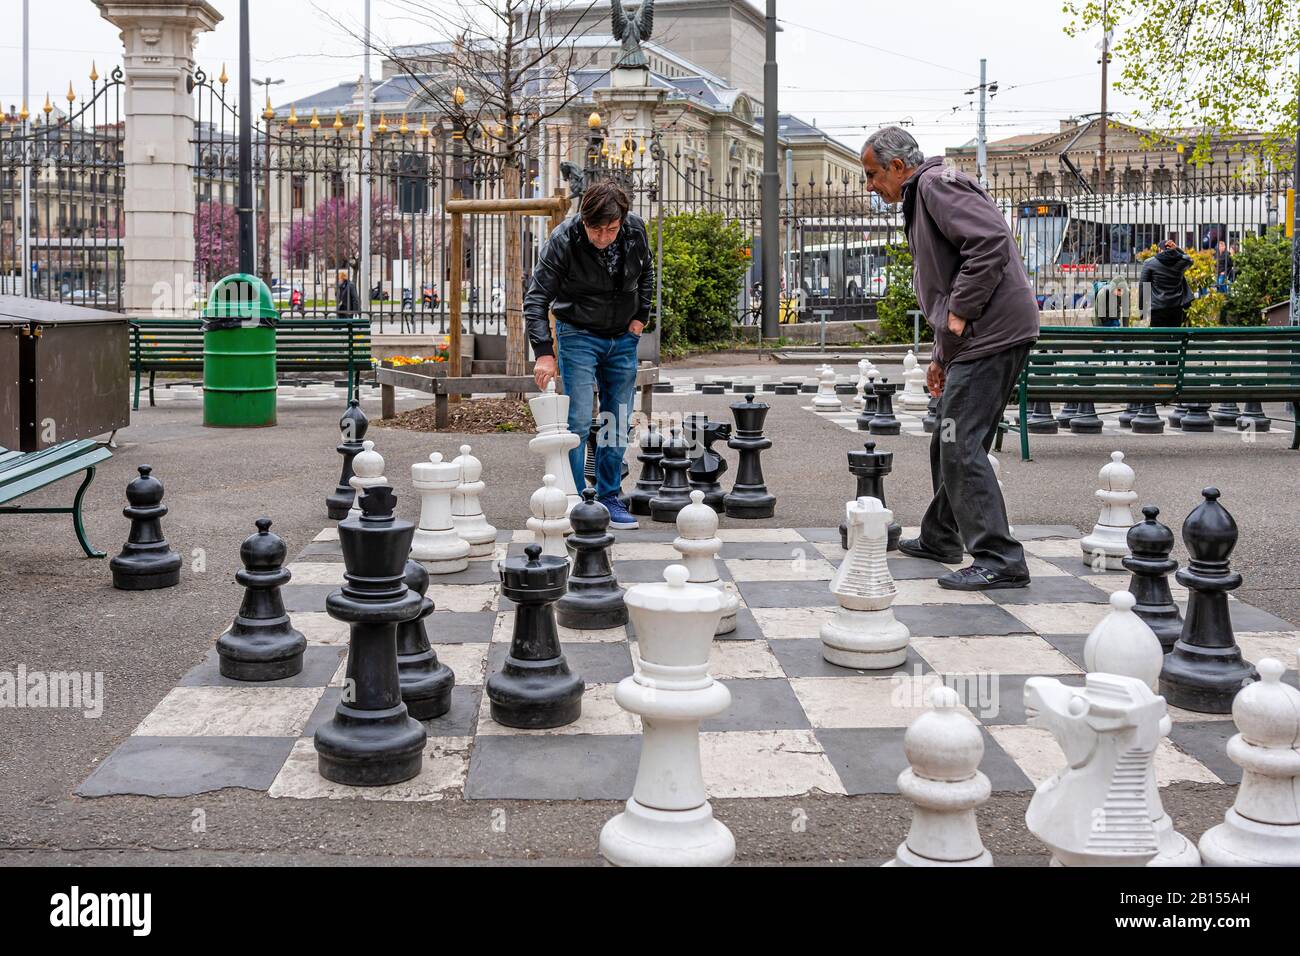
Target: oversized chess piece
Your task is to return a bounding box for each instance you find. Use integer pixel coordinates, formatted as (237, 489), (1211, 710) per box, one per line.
(685, 415), (732, 512)
(675, 490), (739, 635)
(1069, 401), (1103, 434)
(1236, 402), (1270, 432)
(450, 444), (496, 558)
(853, 359), (871, 409)
(900, 350), (929, 410)
(599, 566), (734, 867)
(327, 398), (369, 519)
(1056, 401), (1079, 424)
(1167, 403), (1187, 429)
(1198, 658), (1300, 866)
(528, 379), (581, 511)
(1024, 673), (1164, 866)
(1117, 402), (1139, 428)
(1122, 506), (1184, 652)
(922, 392), (940, 434)
(216, 518), (306, 680)
(839, 442), (900, 551)
(886, 686), (992, 867)
(649, 426), (694, 523)
(487, 544), (584, 728)
(314, 486), (427, 786)
(556, 488), (627, 630)
(1130, 403), (1165, 434)
(1211, 401), (1240, 427)
(813, 366), (842, 413)
(628, 423), (665, 517)
(856, 376), (877, 432)
(1026, 400), (1059, 434)
(110, 465), (183, 591)
(347, 441), (386, 520)
(821, 497), (911, 669)
(868, 379), (901, 435)
(989, 452), (1014, 538)
(1080, 451), (1137, 570)
(723, 394), (776, 519)
(528, 475), (572, 559)
(410, 452), (471, 573)
(1159, 488), (1259, 714)
(1180, 402), (1214, 432)
(395, 559), (454, 720)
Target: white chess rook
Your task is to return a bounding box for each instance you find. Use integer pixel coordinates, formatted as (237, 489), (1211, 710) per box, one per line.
(450, 444), (497, 558)
(347, 441), (386, 519)
(410, 452), (471, 572)
(813, 366), (842, 412)
(528, 475), (572, 559)
(674, 490), (739, 635)
(599, 566), (735, 867)
(820, 496), (911, 669)
(887, 686), (992, 867)
(1080, 451), (1137, 570)
(528, 379), (581, 512)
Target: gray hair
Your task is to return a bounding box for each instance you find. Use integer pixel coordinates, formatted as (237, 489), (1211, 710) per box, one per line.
(862, 126), (925, 169)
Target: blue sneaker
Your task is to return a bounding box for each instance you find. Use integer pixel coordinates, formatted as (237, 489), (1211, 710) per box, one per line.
(599, 494), (640, 530)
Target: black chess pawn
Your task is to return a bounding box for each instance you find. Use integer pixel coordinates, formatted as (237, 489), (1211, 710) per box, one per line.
(327, 398), (369, 520)
(1166, 403), (1188, 429)
(840, 442), (901, 551)
(110, 465), (183, 590)
(1130, 402), (1166, 434)
(627, 423), (665, 516)
(868, 378), (901, 435)
(1055, 401), (1079, 424)
(724, 394), (776, 519)
(1211, 402), (1241, 427)
(1180, 402), (1214, 432)
(396, 559), (454, 719)
(1121, 506), (1184, 653)
(1069, 401), (1103, 434)
(686, 415), (732, 512)
(556, 489), (627, 630)
(1117, 402), (1139, 428)
(314, 486), (427, 786)
(488, 544), (584, 728)
(1159, 488), (1259, 714)
(216, 518), (307, 680)
(922, 392), (940, 434)
(856, 378), (878, 431)
(1025, 400), (1058, 434)
(649, 426), (694, 522)
(1236, 402), (1270, 432)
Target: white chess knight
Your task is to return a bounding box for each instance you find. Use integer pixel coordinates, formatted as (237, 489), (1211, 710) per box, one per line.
(1198, 658), (1300, 866)
(987, 452), (1014, 538)
(528, 474), (571, 559)
(410, 452), (471, 572)
(1080, 451), (1137, 570)
(853, 358), (872, 409)
(1083, 591), (1201, 866)
(812, 366), (842, 412)
(599, 566), (734, 867)
(450, 444), (497, 558)
(886, 686), (992, 867)
(674, 490), (739, 635)
(527, 379), (581, 512)
(347, 440), (386, 520)
(820, 496), (911, 669)
(900, 349), (929, 410)
(1024, 673), (1165, 867)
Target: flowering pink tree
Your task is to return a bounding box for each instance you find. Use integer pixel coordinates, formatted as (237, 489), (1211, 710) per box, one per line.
(194, 201), (238, 281)
(283, 196), (409, 276)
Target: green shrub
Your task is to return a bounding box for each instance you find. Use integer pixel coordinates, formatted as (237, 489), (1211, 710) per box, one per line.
(651, 212), (750, 351)
(875, 242), (928, 344)
(1227, 227), (1292, 324)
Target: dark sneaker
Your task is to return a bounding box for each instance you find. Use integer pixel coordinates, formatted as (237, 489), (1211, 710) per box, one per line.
(897, 537), (962, 564)
(937, 565), (1031, 591)
(599, 494), (640, 530)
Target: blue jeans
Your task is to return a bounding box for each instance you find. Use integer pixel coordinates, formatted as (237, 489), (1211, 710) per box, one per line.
(555, 320), (640, 498)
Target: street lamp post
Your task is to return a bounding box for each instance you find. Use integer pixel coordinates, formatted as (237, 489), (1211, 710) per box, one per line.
(761, 0), (780, 341)
(252, 76), (284, 288)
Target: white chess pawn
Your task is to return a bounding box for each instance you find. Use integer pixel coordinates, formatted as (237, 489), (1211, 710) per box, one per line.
(1199, 658), (1300, 866)
(674, 490), (739, 635)
(410, 452), (471, 572)
(528, 475), (572, 559)
(1080, 451), (1138, 570)
(900, 349), (929, 410)
(599, 565), (734, 867)
(813, 366), (842, 412)
(450, 444), (497, 558)
(347, 440), (386, 519)
(887, 686), (992, 867)
(820, 496), (911, 668)
(528, 379), (581, 512)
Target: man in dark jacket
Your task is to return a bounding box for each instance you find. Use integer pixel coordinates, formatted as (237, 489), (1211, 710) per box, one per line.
(335, 270), (361, 318)
(1139, 241), (1192, 326)
(861, 127), (1039, 591)
(524, 179), (654, 529)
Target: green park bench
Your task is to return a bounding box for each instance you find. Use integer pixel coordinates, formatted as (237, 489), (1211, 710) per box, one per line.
(0, 439), (113, 557)
(130, 318), (372, 410)
(1009, 325), (1300, 461)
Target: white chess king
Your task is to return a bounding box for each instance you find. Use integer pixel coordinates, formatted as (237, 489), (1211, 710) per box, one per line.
(527, 379), (581, 512)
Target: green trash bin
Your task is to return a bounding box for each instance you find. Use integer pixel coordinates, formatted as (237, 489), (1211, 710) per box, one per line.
(202, 273), (278, 428)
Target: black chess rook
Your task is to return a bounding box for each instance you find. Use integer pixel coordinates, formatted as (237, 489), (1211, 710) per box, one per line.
(868, 379), (901, 435)
(840, 442), (901, 551)
(216, 518), (307, 681)
(724, 394), (776, 519)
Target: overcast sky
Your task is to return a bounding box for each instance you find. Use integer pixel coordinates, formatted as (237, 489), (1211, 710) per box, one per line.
(2, 0), (1142, 159)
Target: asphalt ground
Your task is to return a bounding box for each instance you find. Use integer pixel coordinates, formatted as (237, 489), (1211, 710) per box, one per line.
(0, 354), (1294, 865)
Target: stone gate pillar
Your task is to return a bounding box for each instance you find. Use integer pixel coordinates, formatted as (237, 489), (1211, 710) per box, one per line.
(95, 0), (222, 317)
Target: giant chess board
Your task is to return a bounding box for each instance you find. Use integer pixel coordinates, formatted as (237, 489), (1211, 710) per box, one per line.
(78, 523), (1298, 802)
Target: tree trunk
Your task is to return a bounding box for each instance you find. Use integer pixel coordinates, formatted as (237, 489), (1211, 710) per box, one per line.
(504, 165), (526, 393)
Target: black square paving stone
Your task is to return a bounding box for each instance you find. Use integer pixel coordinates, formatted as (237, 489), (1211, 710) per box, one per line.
(1168, 721), (1239, 785)
(179, 645), (345, 688)
(973, 672), (1085, 726)
(427, 611), (498, 644)
(465, 734), (640, 800)
(736, 580), (839, 608)
(487, 641), (634, 685)
(815, 726), (1032, 795)
(700, 678), (812, 732)
(985, 576), (1110, 605)
(767, 639), (932, 678)
(281, 584), (335, 614)
(719, 541), (816, 560)
(886, 556), (956, 580)
(303, 686), (343, 738)
(423, 685), (484, 737)
(893, 603), (1032, 637)
(420, 561), (502, 585)
(614, 559), (734, 583)
(796, 528), (843, 543)
(1039, 633), (1089, 669)
(76, 736), (297, 797)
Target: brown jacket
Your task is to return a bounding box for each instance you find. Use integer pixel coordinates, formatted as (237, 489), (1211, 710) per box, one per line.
(902, 157), (1039, 368)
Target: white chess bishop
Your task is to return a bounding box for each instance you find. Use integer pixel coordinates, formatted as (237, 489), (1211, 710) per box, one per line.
(450, 444), (497, 558)
(812, 366), (842, 412)
(528, 379), (581, 512)
(347, 440), (386, 519)
(886, 686), (992, 867)
(819, 496), (911, 669)
(1024, 673), (1165, 866)
(900, 349), (929, 410)
(599, 566), (734, 867)
(1080, 451), (1137, 570)
(410, 452), (471, 572)
(528, 475), (571, 559)
(1198, 658), (1300, 866)
(674, 490), (739, 635)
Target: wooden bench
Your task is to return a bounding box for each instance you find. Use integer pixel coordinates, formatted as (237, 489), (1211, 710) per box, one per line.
(1011, 326), (1300, 460)
(0, 439), (112, 557)
(130, 318), (372, 410)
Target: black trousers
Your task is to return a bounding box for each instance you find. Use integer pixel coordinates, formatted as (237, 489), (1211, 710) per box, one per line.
(1149, 306), (1187, 327)
(920, 343), (1032, 577)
